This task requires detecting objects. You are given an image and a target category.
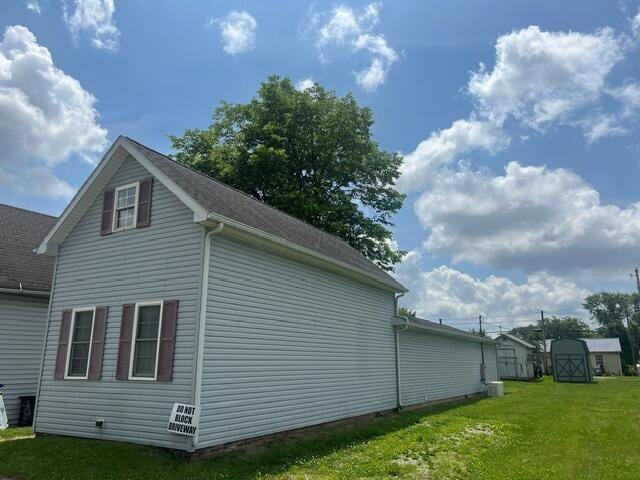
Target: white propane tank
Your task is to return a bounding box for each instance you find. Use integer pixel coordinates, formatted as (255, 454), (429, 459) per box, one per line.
(487, 381), (504, 397)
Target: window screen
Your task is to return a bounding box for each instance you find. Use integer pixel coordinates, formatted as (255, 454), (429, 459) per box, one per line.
(67, 310), (94, 377)
(131, 304), (162, 378)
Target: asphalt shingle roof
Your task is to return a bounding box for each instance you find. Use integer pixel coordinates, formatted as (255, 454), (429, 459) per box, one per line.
(126, 138), (405, 290)
(0, 204), (57, 293)
(545, 338), (622, 353)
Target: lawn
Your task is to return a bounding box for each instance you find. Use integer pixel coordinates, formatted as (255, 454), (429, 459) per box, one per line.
(1, 377), (639, 479)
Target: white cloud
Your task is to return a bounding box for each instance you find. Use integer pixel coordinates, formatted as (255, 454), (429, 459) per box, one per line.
(398, 119), (508, 193)
(468, 26), (624, 129)
(25, 1), (43, 14)
(580, 114), (627, 143)
(296, 77), (315, 91)
(63, 0), (119, 51)
(399, 24), (630, 193)
(0, 25), (107, 196)
(395, 254), (589, 329)
(631, 7), (640, 38)
(0, 166), (74, 199)
(214, 11), (257, 55)
(414, 162), (640, 273)
(609, 82), (640, 117)
(314, 3), (398, 92)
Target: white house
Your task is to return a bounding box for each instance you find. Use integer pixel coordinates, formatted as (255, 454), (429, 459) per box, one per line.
(33, 136), (499, 452)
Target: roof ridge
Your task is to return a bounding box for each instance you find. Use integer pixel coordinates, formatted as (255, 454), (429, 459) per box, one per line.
(125, 136), (388, 265)
(0, 203), (57, 219)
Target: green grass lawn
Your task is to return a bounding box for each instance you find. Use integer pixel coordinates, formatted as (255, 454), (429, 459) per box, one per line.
(1, 377), (639, 479)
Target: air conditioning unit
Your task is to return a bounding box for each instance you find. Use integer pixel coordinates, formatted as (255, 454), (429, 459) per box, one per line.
(487, 381), (504, 397)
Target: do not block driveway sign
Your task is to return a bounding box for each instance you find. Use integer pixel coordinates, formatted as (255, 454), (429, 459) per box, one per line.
(167, 403), (200, 437)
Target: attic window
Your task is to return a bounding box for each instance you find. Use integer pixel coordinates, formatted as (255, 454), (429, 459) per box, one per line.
(113, 182), (139, 231)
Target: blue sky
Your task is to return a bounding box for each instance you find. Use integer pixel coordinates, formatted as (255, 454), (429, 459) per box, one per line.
(2, 1), (640, 331)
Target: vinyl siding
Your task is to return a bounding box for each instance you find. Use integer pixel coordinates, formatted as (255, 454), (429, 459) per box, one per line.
(590, 352), (622, 375)
(197, 234), (397, 448)
(398, 329), (495, 406)
(496, 338), (534, 379)
(35, 157), (203, 450)
(0, 293), (48, 424)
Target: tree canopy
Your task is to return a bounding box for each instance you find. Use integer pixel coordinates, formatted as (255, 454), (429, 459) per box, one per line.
(583, 292), (639, 366)
(170, 76), (405, 270)
(509, 316), (596, 347)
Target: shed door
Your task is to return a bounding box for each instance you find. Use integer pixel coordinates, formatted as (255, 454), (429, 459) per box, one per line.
(554, 354), (587, 382)
(498, 348), (518, 379)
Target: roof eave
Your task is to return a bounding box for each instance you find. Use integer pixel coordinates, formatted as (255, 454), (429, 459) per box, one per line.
(210, 212), (407, 293)
(392, 316), (496, 344)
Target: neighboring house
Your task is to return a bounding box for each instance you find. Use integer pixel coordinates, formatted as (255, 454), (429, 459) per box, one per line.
(34, 136), (499, 453)
(495, 334), (536, 380)
(544, 338), (623, 376)
(0, 204), (56, 424)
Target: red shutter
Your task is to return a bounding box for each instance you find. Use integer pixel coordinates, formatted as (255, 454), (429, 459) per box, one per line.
(87, 306), (108, 380)
(136, 178), (153, 228)
(54, 310), (72, 380)
(116, 304), (135, 380)
(101, 189), (115, 235)
(157, 300), (179, 382)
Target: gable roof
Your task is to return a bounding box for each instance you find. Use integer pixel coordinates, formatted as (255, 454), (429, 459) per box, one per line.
(545, 338), (621, 353)
(497, 333), (536, 350)
(37, 136), (406, 293)
(0, 204), (56, 294)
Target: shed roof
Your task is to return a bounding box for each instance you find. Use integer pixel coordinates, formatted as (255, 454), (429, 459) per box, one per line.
(0, 204), (56, 293)
(497, 333), (536, 350)
(545, 338), (621, 353)
(125, 138), (404, 291)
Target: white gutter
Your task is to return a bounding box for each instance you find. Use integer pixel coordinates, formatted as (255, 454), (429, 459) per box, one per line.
(393, 293), (408, 409)
(192, 222), (224, 451)
(391, 317), (496, 345)
(206, 211), (407, 294)
(0, 287), (50, 297)
(32, 256), (58, 433)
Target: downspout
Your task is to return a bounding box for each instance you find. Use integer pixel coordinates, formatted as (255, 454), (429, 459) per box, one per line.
(33, 256), (58, 433)
(394, 293), (409, 410)
(191, 222), (224, 451)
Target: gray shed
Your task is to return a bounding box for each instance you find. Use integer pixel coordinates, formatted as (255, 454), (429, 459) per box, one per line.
(495, 333), (535, 380)
(550, 339), (593, 383)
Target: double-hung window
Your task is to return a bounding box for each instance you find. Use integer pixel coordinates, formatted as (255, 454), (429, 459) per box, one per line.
(65, 308), (96, 379)
(113, 182), (139, 231)
(129, 302), (163, 380)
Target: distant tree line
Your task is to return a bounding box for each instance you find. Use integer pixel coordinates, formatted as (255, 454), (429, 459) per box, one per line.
(509, 292), (639, 373)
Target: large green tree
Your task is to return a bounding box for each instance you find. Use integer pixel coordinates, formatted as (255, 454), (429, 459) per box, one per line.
(170, 76), (405, 270)
(583, 292), (639, 367)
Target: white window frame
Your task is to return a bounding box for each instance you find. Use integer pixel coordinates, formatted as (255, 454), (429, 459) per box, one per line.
(112, 181), (140, 232)
(128, 301), (164, 381)
(64, 307), (96, 380)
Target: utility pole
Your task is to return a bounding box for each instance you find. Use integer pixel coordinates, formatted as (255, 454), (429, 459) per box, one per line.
(499, 325), (503, 334)
(541, 310), (548, 376)
(632, 269), (640, 364)
(479, 315), (486, 380)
